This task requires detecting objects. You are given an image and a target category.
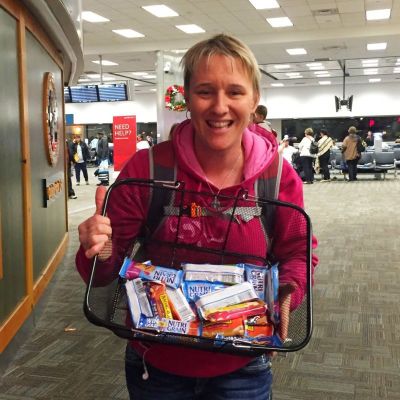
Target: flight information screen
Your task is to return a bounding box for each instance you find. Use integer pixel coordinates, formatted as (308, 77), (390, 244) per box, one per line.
(70, 85), (99, 103)
(98, 83), (128, 102)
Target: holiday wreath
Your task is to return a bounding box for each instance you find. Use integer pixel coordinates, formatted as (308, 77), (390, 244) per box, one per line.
(165, 84), (186, 111)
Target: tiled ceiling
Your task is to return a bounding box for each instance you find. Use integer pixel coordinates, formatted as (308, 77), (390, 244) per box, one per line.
(79, 0), (400, 92)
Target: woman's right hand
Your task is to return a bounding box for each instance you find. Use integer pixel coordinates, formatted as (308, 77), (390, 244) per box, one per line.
(78, 185), (112, 259)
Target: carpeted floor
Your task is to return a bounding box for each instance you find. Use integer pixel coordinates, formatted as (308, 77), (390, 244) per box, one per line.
(1, 170), (400, 399)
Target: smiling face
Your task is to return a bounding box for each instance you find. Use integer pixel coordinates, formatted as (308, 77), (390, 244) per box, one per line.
(186, 54), (259, 156)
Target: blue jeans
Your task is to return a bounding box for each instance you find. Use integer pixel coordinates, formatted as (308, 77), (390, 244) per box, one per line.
(125, 344), (272, 400)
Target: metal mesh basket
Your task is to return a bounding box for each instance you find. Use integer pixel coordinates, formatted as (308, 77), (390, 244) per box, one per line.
(84, 178), (313, 356)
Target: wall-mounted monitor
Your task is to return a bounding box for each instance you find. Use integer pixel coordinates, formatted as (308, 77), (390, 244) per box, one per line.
(70, 85), (98, 103)
(98, 83), (127, 102)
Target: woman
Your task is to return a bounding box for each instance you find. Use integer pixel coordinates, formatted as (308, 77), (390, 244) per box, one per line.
(317, 128), (334, 182)
(76, 34), (317, 400)
(341, 126), (362, 181)
(298, 127), (316, 184)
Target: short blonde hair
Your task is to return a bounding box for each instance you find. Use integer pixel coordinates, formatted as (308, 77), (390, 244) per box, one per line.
(304, 127), (314, 135)
(180, 34), (261, 99)
(348, 126), (357, 134)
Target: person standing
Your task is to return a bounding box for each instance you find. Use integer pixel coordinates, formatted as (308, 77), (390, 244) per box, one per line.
(71, 134), (90, 185)
(76, 33), (317, 400)
(317, 128), (334, 182)
(341, 126), (362, 181)
(96, 132), (109, 169)
(65, 139), (77, 199)
(298, 128), (316, 184)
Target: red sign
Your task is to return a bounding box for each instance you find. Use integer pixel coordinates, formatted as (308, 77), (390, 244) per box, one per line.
(113, 115), (136, 171)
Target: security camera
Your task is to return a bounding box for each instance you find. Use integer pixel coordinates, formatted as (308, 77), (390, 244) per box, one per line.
(164, 61), (172, 74)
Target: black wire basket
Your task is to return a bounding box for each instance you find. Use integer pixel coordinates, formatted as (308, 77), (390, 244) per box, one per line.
(84, 178), (313, 356)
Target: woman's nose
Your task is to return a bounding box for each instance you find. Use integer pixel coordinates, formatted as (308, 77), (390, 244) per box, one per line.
(211, 92), (229, 113)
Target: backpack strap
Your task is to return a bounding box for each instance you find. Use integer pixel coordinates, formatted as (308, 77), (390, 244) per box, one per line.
(255, 151), (283, 252)
(146, 141), (177, 236)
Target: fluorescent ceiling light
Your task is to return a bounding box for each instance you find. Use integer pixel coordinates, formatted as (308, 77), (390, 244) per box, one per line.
(363, 69), (378, 75)
(150, 89), (157, 92)
(366, 9), (391, 21)
(271, 83), (284, 87)
(309, 66), (325, 70)
(286, 48), (307, 55)
(319, 81), (331, 85)
(249, 0), (280, 9)
(286, 72), (301, 76)
(132, 72), (149, 76)
(142, 5), (178, 17)
(362, 59), (379, 64)
(78, 78), (91, 82)
(81, 11), (110, 23)
(143, 74), (156, 79)
(274, 64), (291, 69)
(266, 17), (293, 28)
(315, 72), (331, 77)
(367, 42), (387, 51)
(112, 29), (144, 38)
(87, 74), (100, 79)
(394, 68), (400, 73)
(102, 77), (116, 81)
(92, 60), (118, 66)
(369, 78), (381, 82)
(306, 62), (322, 68)
(176, 24), (205, 34)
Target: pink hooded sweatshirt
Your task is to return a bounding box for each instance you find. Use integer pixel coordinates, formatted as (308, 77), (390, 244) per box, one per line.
(76, 120), (318, 377)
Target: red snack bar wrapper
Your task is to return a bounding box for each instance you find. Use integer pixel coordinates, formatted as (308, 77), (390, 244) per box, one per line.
(146, 282), (173, 320)
(203, 299), (267, 322)
(202, 317), (245, 338)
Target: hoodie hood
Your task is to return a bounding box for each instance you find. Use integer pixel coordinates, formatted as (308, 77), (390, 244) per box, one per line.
(172, 119), (278, 186)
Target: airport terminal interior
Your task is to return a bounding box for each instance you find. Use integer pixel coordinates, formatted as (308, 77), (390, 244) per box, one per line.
(1, 0), (400, 399)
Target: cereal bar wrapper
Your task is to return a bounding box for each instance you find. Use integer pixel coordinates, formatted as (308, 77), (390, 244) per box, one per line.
(196, 282), (258, 319)
(242, 263), (267, 301)
(202, 300), (267, 323)
(166, 287), (196, 322)
(182, 263), (244, 285)
(138, 316), (201, 336)
(202, 317), (245, 338)
(125, 278), (153, 327)
(182, 281), (227, 303)
(146, 281), (173, 320)
(122, 261), (183, 289)
(265, 262), (280, 325)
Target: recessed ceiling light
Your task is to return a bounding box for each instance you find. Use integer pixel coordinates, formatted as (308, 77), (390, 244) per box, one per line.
(142, 74), (156, 79)
(266, 17), (293, 28)
(306, 62), (322, 68)
(150, 88), (157, 92)
(315, 72), (331, 77)
(78, 78), (91, 82)
(363, 69), (378, 75)
(132, 72), (149, 76)
(319, 81), (331, 85)
(366, 8), (391, 21)
(249, 0), (280, 9)
(87, 74), (100, 79)
(176, 24), (205, 34)
(367, 42), (387, 51)
(142, 5), (179, 17)
(369, 78), (381, 82)
(92, 60), (119, 66)
(286, 72), (301, 76)
(81, 11), (110, 23)
(112, 29), (144, 38)
(274, 64), (291, 69)
(271, 83), (284, 87)
(362, 59), (379, 64)
(394, 68), (400, 73)
(286, 48), (307, 55)
(309, 66), (325, 70)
